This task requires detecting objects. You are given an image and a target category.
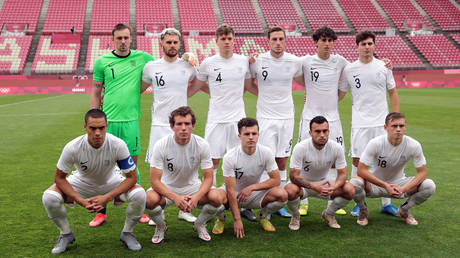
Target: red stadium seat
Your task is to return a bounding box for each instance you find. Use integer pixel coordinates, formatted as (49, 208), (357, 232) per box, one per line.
(0, 36), (32, 73)
(32, 36), (80, 73)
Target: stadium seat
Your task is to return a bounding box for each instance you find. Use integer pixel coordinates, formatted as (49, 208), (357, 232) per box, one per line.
(258, 0), (307, 33)
(218, 0), (263, 34)
(177, 0), (218, 35)
(298, 0), (349, 32)
(408, 34), (460, 67)
(32, 36), (80, 73)
(0, 0), (42, 34)
(336, 0), (390, 32)
(85, 36), (113, 72)
(90, 0), (130, 34)
(0, 36), (32, 73)
(417, 0), (460, 31)
(376, 0), (432, 31)
(136, 36), (162, 60)
(183, 36), (218, 62)
(136, 0), (174, 35)
(43, 0), (86, 33)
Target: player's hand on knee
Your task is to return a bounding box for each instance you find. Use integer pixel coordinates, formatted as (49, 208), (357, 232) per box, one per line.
(174, 195), (189, 211)
(318, 181), (332, 196)
(186, 195), (199, 212)
(237, 187), (252, 203)
(233, 220), (245, 238)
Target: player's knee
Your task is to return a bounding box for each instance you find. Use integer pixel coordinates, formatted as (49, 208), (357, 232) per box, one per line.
(128, 187), (146, 207)
(207, 189), (224, 206)
(42, 190), (63, 209)
(350, 177), (364, 192)
(342, 182), (355, 200)
(285, 183), (299, 200)
(419, 179), (436, 197)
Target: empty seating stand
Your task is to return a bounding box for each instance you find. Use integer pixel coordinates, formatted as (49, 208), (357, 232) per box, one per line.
(298, 0), (349, 33)
(375, 35), (424, 68)
(408, 34), (460, 67)
(0, 0), (42, 34)
(183, 36), (218, 62)
(85, 36), (113, 72)
(177, 0), (218, 35)
(259, 0), (307, 33)
(417, 0), (460, 31)
(32, 36), (80, 73)
(377, 0), (432, 31)
(43, 0), (87, 33)
(136, 36), (162, 60)
(0, 36), (32, 73)
(136, 0), (174, 35)
(218, 0), (263, 34)
(90, 0), (130, 34)
(337, 0), (390, 32)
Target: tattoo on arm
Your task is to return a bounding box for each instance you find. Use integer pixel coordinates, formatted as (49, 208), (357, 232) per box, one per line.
(93, 81), (103, 88)
(293, 176), (311, 189)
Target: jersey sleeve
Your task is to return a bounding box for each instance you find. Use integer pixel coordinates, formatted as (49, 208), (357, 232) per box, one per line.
(56, 142), (75, 173)
(289, 144), (304, 170)
(115, 139), (136, 174)
(360, 140), (378, 166)
(142, 62), (153, 84)
(339, 66), (350, 92)
(222, 151), (235, 178)
(334, 144), (347, 170)
(411, 140), (427, 168)
(92, 57), (104, 82)
(197, 58), (209, 82)
(263, 148), (279, 174)
(150, 139), (165, 170)
(143, 51), (155, 63)
(188, 66), (197, 82)
(199, 140), (213, 170)
(385, 66), (396, 90)
(249, 58), (258, 79)
(293, 56), (303, 77)
(244, 62), (251, 79)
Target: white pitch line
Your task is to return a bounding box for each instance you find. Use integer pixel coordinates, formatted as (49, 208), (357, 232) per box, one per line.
(0, 95), (66, 108)
(0, 111), (82, 118)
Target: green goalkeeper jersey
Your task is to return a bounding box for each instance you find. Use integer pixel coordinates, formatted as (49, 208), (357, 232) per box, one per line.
(93, 50), (154, 122)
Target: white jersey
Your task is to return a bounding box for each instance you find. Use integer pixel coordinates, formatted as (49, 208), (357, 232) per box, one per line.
(142, 58), (197, 126)
(301, 54), (349, 121)
(360, 135), (426, 183)
(222, 144), (278, 193)
(250, 52), (302, 119)
(197, 54), (250, 123)
(150, 134), (213, 189)
(56, 134), (136, 186)
(290, 138), (347, 182)
(342, 58), (395, 128)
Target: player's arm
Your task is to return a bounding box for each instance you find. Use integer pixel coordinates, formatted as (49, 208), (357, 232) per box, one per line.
(188, 167), (213, 211)
(188, 78), (208, 97)
(141, 80), (151, 93)
(381, 57), (393, 70)
(54, 168), (92, 210)
(237, 169), (280, 203)
(338, 90), (347, 101)
(244, 78), (258, 96)
(357, 162), (400, 197)
(90, 81), (103, 109)
(400, 165), (427, 195)
(333, 167), (348, 191)
(388, 88), (400, 112)
(224, 176), (245, 238)
(290, 168), (328, 194)
(293, 74), (305, 86)
(150, 166), (188, 211)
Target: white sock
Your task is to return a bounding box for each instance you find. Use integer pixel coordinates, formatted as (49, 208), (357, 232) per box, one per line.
(123, 188), (146, 232)
(196, 204), (222, 225)
(300, 198), (309, 205)
(401, 179), (436, 211)
(146, 206), (166, 227)
(326, 197), (350, 215)
(42, 190), (71, 234)
(351, 165), (358, 177)
(350, 178), (366, 208)
(381, 197), (391, 207)
(287, 197), (301, 216)
(213, 169), (217, 187)
(279, 170), (287, 185)
(260, 201), (286, 218)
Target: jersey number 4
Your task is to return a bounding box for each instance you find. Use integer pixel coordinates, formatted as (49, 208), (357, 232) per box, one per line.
(216, 72), (222, 82)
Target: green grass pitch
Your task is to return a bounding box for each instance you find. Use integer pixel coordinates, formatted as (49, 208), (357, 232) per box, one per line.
(0, 88), (459, 256)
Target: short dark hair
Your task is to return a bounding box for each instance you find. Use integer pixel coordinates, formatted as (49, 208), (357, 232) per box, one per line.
(112, 23), (132, 36)
(312, 26), (337, 42)
(216, 24), (234, 38)
(85, 109), (107, 124)
(385, 112), (405, 125)
(237, 118), (259, 133)
(355, 30), (375, 45)
(267, 26), (286, 39)
(309, 116), (328, 130)
(169, 106), (196, 126)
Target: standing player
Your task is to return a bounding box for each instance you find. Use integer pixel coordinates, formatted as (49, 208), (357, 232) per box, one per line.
(42, 109), (146, 253)
(285, 116), (354, 230)
(350, 112), (436, 226)
(145, 106), (226, 243)
(89, 23), (153, 226)
(340, 30), (400, 217)
(248, 26), (304, 217)
(212, 118), (288, 237)
(142, 28), (198, 224)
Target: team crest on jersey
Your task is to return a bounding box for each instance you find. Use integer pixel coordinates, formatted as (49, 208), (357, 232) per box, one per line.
(131, 60), (137, 67)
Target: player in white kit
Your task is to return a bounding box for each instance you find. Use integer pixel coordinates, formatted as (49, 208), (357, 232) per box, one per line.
(247, 26), (304, 218)
(340, 30), (400, 217)
(42, 109), (146, 253)
(350, 112), (435, 226)
(145, 106), (226, 243)
(212, 118), (288, 237)
(142, 28), (198, 224)
(285, 116), (354, 230)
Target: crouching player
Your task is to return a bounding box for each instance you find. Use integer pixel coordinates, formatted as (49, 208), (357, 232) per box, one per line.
(145, 106), (226, 243)
(350, 112), (435, 226)
(42, 109), (146, 253)
(212, 118), (288, 238)
(285, 116), (354, 230)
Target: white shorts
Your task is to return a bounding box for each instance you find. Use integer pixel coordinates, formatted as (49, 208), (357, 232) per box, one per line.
(349, 126), (385, 158)
(67, 172), (125, 199)
(205, 122), (239, 159)
(366, 177), (413, 199)
(147, 182), (202, 207)
(298, 178), (335, 201)
(258, 118), (294, 157)
(219, 184), (270, 209)
(145, 125), (173, 163)
(298, 119), (345, 151)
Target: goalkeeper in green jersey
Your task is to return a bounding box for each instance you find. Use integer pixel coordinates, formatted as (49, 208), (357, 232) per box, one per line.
(89, 23), (154, 226)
